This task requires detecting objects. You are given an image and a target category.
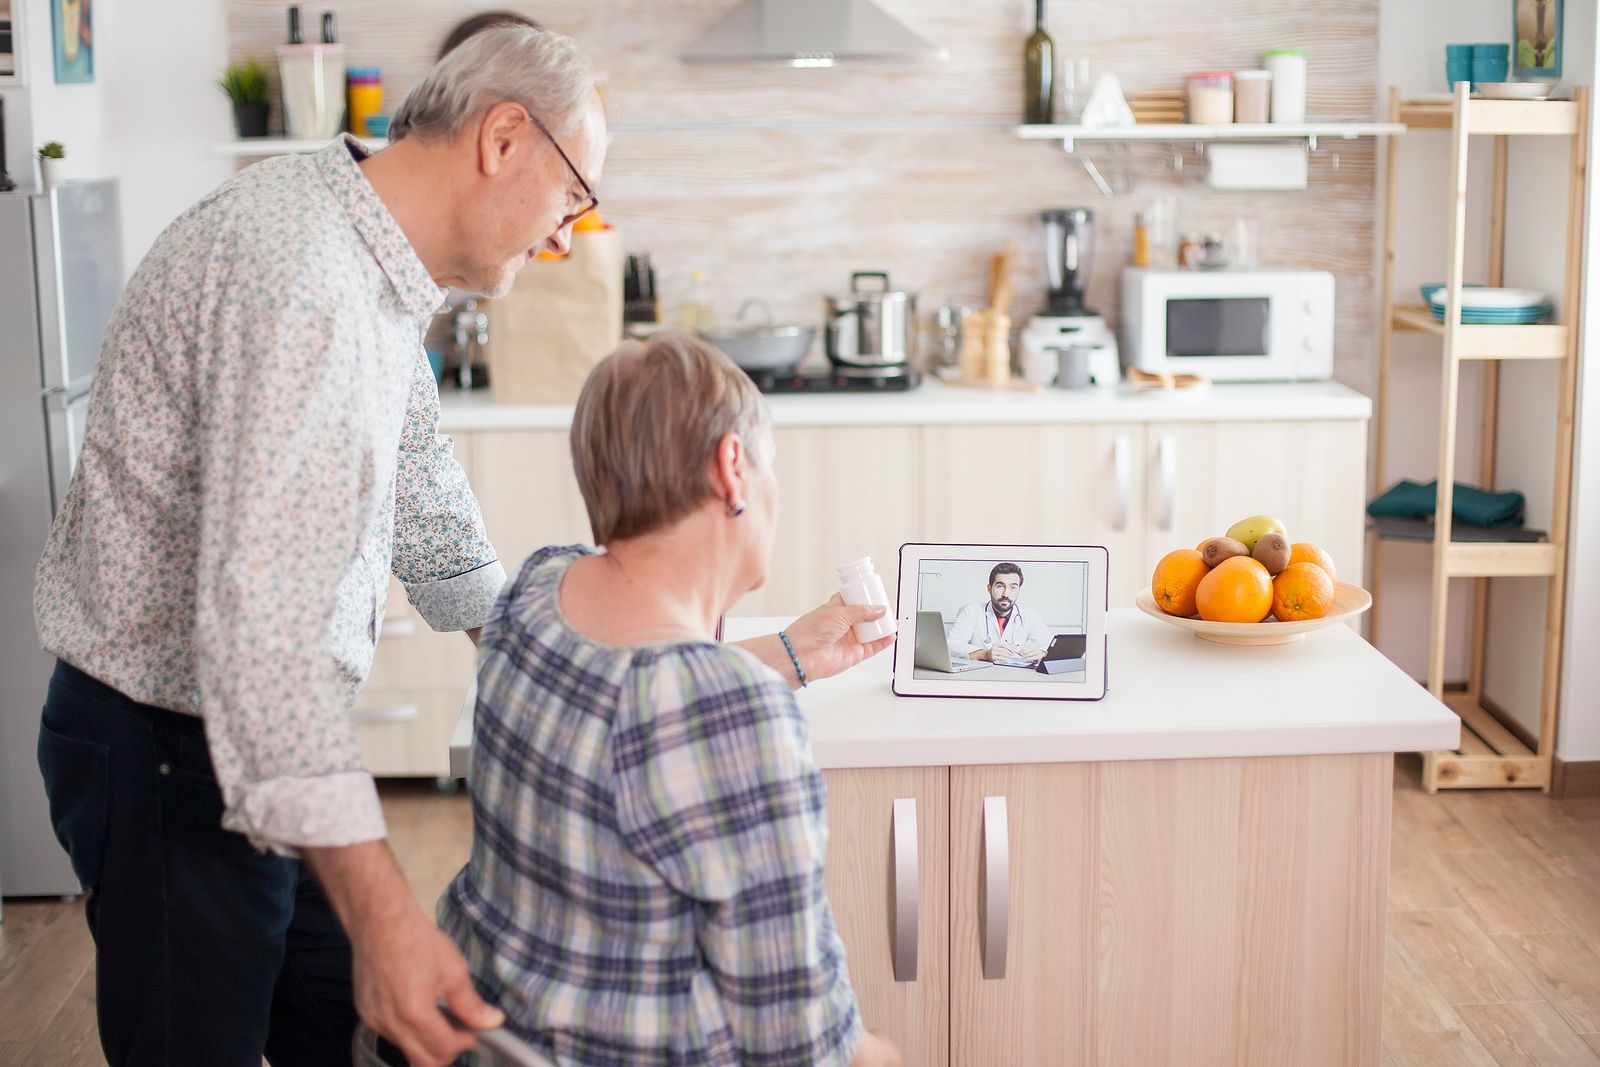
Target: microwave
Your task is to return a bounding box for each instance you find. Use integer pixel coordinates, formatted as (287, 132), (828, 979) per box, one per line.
(1121, 268), (1335, 382)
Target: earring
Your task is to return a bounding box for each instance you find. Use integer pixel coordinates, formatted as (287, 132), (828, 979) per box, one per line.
(727, 501), (746, 517)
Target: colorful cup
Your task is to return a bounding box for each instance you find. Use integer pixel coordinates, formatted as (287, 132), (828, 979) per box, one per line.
(1445, 43), (1474, 89)
(1471, 43), (1509, 86)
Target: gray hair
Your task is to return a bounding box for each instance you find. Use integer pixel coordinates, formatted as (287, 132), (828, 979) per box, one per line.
(391, 25), (594, 142)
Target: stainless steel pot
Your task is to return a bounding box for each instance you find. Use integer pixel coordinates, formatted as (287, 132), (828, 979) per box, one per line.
(699, 299), (816, 372)
(825, 272), (917, 371)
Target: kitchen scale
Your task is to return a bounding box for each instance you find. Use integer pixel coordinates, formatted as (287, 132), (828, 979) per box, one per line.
(743, 365), (923, 394)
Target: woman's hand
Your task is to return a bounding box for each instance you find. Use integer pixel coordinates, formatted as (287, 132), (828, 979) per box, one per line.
(782, 595), (896, 683)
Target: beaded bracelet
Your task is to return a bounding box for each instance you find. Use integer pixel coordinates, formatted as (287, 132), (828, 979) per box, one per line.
(778, 630), (808, 689)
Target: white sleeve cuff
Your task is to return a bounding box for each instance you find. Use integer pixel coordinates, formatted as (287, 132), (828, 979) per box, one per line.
(222, 770), (388, 857)
(404, 559), (508, 632)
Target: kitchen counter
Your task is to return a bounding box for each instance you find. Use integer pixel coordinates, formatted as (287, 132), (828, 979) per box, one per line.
(437, 378), (1372, 433)
(449, 607), (1456, 778)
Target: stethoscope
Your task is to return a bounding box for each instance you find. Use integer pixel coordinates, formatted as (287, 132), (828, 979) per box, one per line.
(981, 602), (1027, 645)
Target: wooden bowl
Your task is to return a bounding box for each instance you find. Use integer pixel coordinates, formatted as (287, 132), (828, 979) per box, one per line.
(1134, 582), (1372, 646)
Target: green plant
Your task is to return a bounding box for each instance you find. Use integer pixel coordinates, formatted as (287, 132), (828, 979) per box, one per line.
(217, 60), (270, 107)
(37, 142), (65, 160)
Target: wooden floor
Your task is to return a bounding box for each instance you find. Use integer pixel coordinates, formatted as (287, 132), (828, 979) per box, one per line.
(4, 766), (1600, 1066)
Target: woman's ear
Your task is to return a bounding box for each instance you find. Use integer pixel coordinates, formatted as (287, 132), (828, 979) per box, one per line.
(711, 432), (747, 511)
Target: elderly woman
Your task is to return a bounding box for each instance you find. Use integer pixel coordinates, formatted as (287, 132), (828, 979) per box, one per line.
(439, 336), (902, 1067)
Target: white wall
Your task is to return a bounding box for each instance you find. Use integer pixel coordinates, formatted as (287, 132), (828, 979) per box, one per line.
(2, 0), (233, 276)
(1375, 0), (1600, 761)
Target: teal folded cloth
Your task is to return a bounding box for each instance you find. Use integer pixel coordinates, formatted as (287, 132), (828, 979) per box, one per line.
(1367, 479), (1525, 528)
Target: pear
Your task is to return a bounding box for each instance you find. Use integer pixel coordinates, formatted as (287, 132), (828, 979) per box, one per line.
(1225, 514), (1288, 553)
(1252, 531), (1291, 575)
(1199, 536), (1250, 568)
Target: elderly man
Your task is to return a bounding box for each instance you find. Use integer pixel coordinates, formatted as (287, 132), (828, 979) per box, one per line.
(34, 26), (887, 1067)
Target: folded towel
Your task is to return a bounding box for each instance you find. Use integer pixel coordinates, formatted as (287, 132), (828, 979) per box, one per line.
(1367, 479), (1525, 528)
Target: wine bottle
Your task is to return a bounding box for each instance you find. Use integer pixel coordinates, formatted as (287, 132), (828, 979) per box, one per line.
(287, 5), (302, 44)
(1023, 0), (1055, 125)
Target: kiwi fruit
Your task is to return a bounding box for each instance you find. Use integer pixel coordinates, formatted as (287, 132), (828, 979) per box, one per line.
(1200, 536), (1250, 567)
(1253, 532), (1291, 575)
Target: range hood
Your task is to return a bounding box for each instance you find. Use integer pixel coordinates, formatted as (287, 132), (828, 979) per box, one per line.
(683, 0), (948, 66)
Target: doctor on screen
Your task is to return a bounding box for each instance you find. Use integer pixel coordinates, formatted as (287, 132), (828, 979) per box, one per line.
(948, 562), (1052, 663)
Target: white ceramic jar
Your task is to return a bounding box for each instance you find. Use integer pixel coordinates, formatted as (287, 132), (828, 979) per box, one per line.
(1264, 48), (1306, 124)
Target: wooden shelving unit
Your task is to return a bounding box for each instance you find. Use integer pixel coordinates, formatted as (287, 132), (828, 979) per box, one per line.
(1369, 84), (1588, 793)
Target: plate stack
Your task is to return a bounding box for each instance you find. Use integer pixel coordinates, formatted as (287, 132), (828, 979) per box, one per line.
(1422, 284), (1552, 324)
(1131, 89), (1186, 124)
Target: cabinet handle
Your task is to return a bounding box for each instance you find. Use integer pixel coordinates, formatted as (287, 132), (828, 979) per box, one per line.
(350, 704), (419, 724)
(1157, 433), (1177, 531)
(1112, 434), (1132, 532)
(981, 795), (1010, 980)
(891, 797), (918, 982)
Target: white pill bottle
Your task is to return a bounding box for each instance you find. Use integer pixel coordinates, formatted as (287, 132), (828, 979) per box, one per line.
(837, 558), (898, 642)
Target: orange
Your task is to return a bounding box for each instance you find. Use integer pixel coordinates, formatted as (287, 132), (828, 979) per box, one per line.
(1195, 556), (1273, 623)
(1151, 549), (1209, 617)
(1272, 562), (1335, 621)
(1288, 542), (1338, 583)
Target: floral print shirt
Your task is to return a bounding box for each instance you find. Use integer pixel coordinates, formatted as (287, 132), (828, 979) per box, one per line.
(34, 136), (506, 856)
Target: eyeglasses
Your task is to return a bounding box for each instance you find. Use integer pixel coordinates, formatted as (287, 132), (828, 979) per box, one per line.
(525, 108), (598, 229)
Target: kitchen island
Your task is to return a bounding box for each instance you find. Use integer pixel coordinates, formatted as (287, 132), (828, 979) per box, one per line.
(449, 608), (1456, 1067)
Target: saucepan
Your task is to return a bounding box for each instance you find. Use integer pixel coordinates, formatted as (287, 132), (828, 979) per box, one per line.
(699, 299), (817, 373)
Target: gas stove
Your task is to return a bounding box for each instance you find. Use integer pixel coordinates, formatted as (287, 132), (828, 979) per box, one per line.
(743, 367), (923, 395)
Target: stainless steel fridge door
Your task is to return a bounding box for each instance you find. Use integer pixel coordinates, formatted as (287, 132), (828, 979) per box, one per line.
(33, 179), (124, 391)
(44, 383), (92, 513)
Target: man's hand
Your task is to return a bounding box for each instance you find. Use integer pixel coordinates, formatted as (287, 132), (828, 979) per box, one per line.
(305, 841), (502, 1067)
(1019, 646), (1046, 662)
(967, 647), (994, 662)
(781, 595), (896, 683)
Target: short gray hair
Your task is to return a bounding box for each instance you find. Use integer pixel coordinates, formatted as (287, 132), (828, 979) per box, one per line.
(391, 25), (593, 142)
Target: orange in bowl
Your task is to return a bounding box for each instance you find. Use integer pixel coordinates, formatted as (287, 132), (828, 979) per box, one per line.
(1151, 549), (1209, 617)
(1195, 556), (1273, 623)
(1272, 562), (1335, 622)
(1288, 542), (1337, 583)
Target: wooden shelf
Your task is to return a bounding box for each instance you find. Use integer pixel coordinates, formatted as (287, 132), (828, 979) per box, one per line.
(1015, 120), (1402, 152)
(1427, 693), (1547, 789)
(1442, 542), (1561, 578)
(1398, 97), (1580, 136)
(1390, 305), (1568, 359)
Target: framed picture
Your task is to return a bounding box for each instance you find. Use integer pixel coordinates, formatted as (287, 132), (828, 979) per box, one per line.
(51, 0), (92, 84)
(1514, 0), (1562, 79)
(0, 0), (25, 86)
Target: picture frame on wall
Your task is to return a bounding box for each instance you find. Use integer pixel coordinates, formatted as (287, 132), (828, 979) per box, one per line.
(51, 0), (93, 84)
(0, 0), (25, 86)
(1514, 0), (1562, 79)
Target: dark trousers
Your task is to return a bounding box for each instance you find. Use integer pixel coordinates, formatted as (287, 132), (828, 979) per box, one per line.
(36, 659), (359, 1066)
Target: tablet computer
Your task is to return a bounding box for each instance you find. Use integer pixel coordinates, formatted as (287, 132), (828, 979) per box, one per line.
(892, 543), (1108, 701)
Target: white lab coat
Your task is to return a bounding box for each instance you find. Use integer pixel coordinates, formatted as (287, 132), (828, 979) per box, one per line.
(947, 601), (1053, 659)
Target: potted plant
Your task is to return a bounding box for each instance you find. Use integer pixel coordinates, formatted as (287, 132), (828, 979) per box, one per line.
(218, 59), (270, 138)
(36, 142), (65, 190)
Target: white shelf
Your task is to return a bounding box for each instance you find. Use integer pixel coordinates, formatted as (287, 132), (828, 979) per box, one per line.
(214, 136), (387, 158)
(1017, 120), (1404, 152)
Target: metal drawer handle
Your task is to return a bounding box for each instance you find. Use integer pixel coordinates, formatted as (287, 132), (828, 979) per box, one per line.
(982, 794), (1010, 980)
(891, 797), (918, 982)
(1157, 433), (1177, 531)
(350, 704), (419, 724)
(1113, 434), (1132, 532)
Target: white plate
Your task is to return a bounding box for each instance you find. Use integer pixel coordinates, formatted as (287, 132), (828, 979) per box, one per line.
(1477, 82), (1555, 100)
(1428, 287), (1551, 309)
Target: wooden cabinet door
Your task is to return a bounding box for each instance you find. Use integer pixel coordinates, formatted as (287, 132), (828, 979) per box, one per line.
(1142, 420), (1367, 589)
(920, 424), (1147, 606)
(472, 429), (595, 577)
(736, 426), (921, 616)
(823, 767), (949, 1067)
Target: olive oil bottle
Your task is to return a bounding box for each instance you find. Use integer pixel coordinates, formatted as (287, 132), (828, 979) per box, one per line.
(1024, 0), (1055, 125)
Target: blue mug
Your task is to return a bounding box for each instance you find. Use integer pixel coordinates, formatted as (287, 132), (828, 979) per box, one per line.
(1472, 43), (1509, 86)
(1445, 43), (1474, 89)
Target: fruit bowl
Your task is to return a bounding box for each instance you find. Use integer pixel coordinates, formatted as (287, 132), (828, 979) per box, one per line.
(1135, 582), (1372, 646)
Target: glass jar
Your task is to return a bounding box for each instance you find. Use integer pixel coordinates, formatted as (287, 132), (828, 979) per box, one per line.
(1186, 71), (1234, 125)
(1233, 70), (1272, 124)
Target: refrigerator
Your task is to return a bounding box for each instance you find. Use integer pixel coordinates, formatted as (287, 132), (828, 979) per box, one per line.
(0, 179), (123, 899)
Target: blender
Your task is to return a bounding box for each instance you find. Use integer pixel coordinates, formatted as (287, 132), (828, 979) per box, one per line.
(1023, 208), (1120, 388)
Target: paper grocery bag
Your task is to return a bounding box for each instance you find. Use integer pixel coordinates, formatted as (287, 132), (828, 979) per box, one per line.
(484, 227), (623, 405)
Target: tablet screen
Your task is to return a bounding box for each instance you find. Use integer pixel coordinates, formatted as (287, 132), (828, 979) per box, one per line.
(912, 557), (1090, 682)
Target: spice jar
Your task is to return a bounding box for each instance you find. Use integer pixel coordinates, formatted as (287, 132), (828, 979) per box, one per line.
(1233, 70), (1271, 124)
(1178, 232), (1202, 269)
(1186, 71), (1234, 125)
(1132, 213), (1150, 268)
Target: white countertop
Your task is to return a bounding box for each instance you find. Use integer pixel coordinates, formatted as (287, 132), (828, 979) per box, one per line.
(449, 607), (1456, 778)
(438, 378), (1372, 433)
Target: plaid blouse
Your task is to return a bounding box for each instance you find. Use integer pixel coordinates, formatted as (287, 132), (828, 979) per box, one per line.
(438, 546), (863, 1066)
